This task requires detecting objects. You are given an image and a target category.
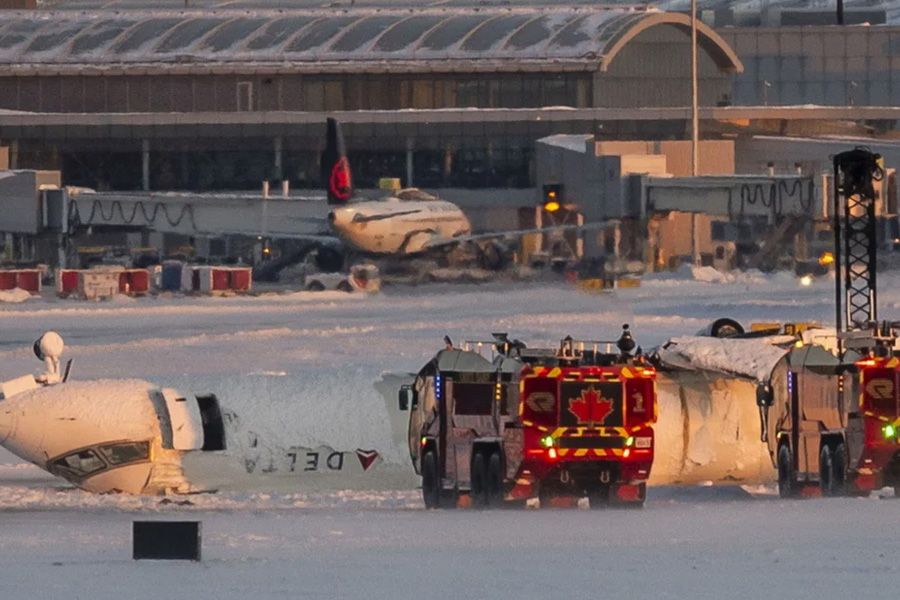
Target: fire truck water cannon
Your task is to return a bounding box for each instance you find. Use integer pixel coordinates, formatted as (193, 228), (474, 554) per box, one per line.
(400, 325), (658, 509)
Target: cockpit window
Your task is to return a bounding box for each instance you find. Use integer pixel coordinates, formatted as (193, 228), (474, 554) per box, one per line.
(50, 449), (106, 477)
(99, 441), (150, 466)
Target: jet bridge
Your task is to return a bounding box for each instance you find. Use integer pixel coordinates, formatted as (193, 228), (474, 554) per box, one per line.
(63, 190), (331, 239)
(642, 175), (820, 221)
(0, 172), (331, 240)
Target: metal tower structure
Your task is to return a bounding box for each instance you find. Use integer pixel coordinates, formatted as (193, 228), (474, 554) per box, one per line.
(832, 147), (884, 338)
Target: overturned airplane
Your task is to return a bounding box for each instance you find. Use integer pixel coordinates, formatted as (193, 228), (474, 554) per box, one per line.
(0, 323), (812, 495)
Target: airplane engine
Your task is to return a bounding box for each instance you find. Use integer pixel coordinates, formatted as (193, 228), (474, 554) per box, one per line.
(313, 245), (345, 273)
(476, 240), (508, 271)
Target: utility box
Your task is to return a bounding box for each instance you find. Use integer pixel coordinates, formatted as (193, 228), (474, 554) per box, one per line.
(78, 270), (120, 301)
(133, 521), (201, 562)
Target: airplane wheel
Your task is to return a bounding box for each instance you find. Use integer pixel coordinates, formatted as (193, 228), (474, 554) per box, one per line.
(819, 445), (834, 496)
(421, 451), (440, 509)
(832, 442), (848, 496)
(470, 452), (487, 508)
(778, 443), (796, 499)
(486, 452), (504, 508)
(709, 318), (744, 338)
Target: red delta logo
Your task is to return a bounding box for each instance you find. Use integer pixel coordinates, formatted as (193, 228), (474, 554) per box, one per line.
(330, 157), (352, 202)
(568, 386), (613, 425)
(355, 449), (380, 472)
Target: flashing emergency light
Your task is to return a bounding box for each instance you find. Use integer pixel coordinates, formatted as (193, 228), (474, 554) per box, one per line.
(543, 200), (561, 213)
(548, 447), (558, 460)
(540, 435), (555, 448)
(542, 184), (562, 212)
(625, 436), (635, 447)
(883, 424), (897, 439)
(818, 251), (835, 266)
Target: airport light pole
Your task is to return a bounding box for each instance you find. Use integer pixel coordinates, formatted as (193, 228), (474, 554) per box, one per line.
(690, 0), (701, 266)
(691, 0), (699, 178)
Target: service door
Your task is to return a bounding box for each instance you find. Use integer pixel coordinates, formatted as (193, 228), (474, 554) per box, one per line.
(449, 380), (494, 488)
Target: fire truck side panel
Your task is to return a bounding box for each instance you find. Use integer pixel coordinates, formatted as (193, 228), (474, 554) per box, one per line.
(502, 426), (524, 479)
(447, 379), (497, 489)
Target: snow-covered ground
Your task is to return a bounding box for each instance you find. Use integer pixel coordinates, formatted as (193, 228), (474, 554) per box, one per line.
(2, 269), (900, 598)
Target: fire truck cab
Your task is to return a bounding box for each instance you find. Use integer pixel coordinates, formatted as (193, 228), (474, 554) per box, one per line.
(760, 334), (900, 497)
(400, 329), (658, 508)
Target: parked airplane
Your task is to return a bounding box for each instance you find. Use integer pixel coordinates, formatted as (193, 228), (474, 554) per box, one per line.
(279, 118), (604, 273)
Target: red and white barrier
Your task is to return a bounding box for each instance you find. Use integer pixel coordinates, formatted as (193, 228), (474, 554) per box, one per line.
(182, 266), (252, 294)
(56, 269), (80, 296)
(118, 269), (150, 296)
(0, 269), (41, 294)
(54, 265), (248, 297)
(57, 268), (150, 299)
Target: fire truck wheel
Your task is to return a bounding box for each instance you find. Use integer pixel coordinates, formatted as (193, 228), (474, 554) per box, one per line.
(588, 486), (611, 509)
(336, 280), (353, 293)
(819, 445), (834, 496)
(832, 442), (848, 496)
(306, 280), (326, 292)
(470, 452), (488, 508)
(538, 486), (555, 508)
(422, 451), (440, 509)
(777, 443), (796, 499)
(486, 452), (504, 508)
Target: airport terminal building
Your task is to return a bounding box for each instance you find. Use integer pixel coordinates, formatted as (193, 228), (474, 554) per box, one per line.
(0, 3), (745, 191)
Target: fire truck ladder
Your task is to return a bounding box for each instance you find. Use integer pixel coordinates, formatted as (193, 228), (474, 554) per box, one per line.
(833, 148), (884, 339)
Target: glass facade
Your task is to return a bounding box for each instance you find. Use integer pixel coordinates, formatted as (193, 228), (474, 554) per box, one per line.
(0, 72), (592, 113)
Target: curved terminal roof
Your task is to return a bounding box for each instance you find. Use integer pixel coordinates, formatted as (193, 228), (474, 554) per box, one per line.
(0, 8), (742, 75)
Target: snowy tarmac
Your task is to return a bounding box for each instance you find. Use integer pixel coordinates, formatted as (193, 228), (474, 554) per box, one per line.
(2, 270), (900, 598)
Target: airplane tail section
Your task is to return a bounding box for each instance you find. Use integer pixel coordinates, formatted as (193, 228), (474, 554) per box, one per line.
(322, 118), (353, 205)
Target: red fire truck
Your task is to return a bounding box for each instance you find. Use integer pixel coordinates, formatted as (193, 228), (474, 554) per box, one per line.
(399, 328), (658, 508)
(760, 341), (900, 497)
(756, 148), (900, 497)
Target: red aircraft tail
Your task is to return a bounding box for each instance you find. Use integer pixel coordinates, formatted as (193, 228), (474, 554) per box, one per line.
(322, 118), (353, 205)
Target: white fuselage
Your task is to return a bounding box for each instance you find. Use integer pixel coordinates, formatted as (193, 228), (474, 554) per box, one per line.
(0, 378), (411, 495)
(328, 198), (471, 255)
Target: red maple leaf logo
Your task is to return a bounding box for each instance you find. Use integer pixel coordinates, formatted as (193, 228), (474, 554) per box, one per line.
(568, 386), (613, 425)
